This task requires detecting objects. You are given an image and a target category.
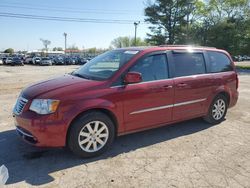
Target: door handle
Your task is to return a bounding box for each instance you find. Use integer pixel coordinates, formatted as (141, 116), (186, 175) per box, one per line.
(162, 85), (173, 89)
(177, 83), (188, 88)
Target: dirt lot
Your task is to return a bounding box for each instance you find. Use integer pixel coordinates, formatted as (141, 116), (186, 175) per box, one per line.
(0, 65), (250, 188)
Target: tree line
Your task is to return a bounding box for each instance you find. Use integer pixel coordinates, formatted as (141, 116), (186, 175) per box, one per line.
(144, 0), (250, 55)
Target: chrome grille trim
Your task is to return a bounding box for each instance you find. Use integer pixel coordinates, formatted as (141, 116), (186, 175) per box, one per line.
(16, 127), (34, 138)
(14, 97), (28, 115)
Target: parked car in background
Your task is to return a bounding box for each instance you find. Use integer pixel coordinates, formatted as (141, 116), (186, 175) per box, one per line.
(243, 55), (250, 61)
(0, 58), (3, 65)
(10, 57), (24, 66)
(65, 57), (77, 65)
(3, 57), (13, 65)
(39, 57), (53, 66)
(54, 57), (65, 65)
(77, 57), (89, 65)
(25, 56), (34, 64)
(13, 46), (238, 158)
(32, 57), (42, 65)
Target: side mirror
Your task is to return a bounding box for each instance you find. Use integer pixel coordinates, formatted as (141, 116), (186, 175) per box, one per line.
(124, 72), (142, 84)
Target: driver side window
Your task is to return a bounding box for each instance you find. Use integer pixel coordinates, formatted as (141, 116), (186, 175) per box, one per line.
(129, 54), (169, 82)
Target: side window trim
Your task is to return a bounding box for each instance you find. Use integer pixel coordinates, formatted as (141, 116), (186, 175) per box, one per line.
(203, 51), (211, 73)
(169, 50), (207, 78)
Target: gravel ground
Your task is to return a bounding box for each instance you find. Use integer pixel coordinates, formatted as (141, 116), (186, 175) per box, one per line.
(0, 65), (250, 188)
(235, 61), (250, 66)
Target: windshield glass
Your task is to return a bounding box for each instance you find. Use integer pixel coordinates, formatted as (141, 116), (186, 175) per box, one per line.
(72, 50), (139, 80)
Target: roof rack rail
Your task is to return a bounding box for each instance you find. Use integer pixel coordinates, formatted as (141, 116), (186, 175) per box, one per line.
(158, 45), (216, 49)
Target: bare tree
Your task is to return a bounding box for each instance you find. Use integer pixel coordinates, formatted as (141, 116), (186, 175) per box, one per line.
(40, 38), (51, 52)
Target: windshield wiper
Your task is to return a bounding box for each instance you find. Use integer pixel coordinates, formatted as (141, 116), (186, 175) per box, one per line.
(72, 73), (91, 80)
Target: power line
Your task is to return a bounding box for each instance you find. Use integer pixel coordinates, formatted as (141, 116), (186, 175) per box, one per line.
(0, 4), (142, 15)
(0, 12), (146, 24)
(0, 2), (139, 14)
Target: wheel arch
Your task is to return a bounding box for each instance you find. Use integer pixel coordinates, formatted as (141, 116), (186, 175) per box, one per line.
(217, 91), (230, 105)
(66, 108), (119, 146)
(206, 89), (231, 114)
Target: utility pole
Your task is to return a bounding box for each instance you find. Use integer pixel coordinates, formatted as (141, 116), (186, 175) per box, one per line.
(134, 21), (140, 46)
(63, 32), (67, 53)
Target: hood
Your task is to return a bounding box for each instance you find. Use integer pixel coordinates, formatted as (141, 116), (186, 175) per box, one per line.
(22, 74), (103, 99)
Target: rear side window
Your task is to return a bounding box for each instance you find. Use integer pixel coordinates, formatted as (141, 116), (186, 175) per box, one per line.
(129, 54), (168, 82)
(172, 53), (206, 77)
(207, 52), (233, 73)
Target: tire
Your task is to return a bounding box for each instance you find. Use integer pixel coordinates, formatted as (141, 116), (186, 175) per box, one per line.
(68, 111), (115, 158)
(203, 94), (228, 124)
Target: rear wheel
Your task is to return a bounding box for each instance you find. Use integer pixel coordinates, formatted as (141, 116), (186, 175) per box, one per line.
(204, 94), (228, 124)
(68, 111), (115, 158)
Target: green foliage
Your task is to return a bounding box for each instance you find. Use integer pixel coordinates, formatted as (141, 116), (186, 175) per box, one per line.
(236, 65), (250, 70)
(145, 0), (197, 44)
(53, 47), (63, 51)
(87, 47), (97, 54)
(111, 36), (148, 48)
(144, 0), (250, 55)
(3, 48), (14, 54)
(85, 48), (108, 54)
(67, 45), (79, 50)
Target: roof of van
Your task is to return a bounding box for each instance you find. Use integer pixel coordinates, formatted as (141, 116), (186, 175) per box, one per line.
(117, 45), (217, 51)
(117, 45), (232, 61)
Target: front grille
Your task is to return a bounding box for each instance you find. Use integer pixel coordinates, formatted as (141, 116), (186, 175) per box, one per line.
(14, 97), (28, 115)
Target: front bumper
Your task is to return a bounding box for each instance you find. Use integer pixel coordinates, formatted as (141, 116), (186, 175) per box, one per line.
(14, 112), (67, 147)
(16, 126), (38, 144)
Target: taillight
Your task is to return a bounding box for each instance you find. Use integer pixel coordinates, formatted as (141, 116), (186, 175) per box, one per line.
(236, 74), (239, 90)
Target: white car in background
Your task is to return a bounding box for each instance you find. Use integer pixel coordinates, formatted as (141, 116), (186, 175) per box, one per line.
(39, 57), (53, 66)
(25, 57), (33, 64)
(33, 57), (42, 65)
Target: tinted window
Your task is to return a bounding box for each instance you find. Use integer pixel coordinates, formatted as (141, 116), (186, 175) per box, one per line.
(172, 53), (206, 77)
(207, 52), (233, 72)
(129, 54), (168, 82)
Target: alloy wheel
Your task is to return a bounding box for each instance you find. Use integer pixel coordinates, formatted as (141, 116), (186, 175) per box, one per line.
(78, 121), (109, 153)
(212, 99), (226, 120)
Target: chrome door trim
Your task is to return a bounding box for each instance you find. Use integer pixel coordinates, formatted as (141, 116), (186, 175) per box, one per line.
(130, 98), (206, 115)
(130, 104), (173, 115)
(173, 98), (206, 107)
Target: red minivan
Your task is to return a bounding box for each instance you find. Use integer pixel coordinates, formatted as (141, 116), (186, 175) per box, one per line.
(13, 46), (239, 157)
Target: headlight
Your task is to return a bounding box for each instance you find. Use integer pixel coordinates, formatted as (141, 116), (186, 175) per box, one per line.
(29, 99), (60, 115)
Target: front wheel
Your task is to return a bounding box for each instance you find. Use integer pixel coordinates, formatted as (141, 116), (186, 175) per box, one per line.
(204, 94), (228, 124)
(68, 111), (115, 158)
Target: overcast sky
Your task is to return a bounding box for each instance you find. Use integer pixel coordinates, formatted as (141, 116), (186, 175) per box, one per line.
(0, 0), (149, 51)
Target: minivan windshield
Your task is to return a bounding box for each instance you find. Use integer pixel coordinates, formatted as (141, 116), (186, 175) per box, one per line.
(72, 50), (139, 80)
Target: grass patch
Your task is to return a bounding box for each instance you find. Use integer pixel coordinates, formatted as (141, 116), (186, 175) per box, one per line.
(236, 65), (250, 70)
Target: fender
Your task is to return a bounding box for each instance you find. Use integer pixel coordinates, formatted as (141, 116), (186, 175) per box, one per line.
(62, 98), (124, 137)
(205, 85), (231, 114)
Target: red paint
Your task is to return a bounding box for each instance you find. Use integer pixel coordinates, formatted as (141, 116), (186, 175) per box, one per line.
(14, 46), (239, 147)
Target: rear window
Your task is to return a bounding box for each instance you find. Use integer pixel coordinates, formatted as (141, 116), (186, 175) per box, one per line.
(207, 52), (233, 73)
(172, 53), (206, 77)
